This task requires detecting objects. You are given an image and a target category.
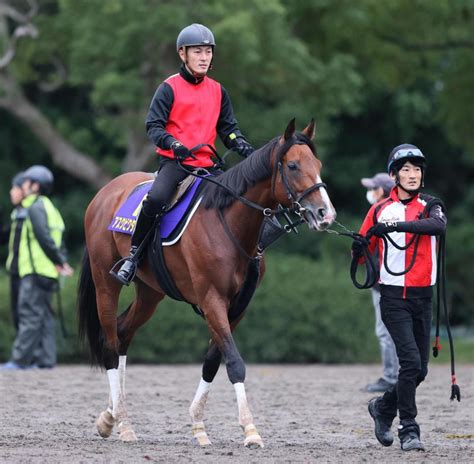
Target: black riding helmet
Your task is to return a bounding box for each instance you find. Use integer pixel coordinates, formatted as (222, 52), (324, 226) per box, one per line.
(387, 144), (426, 174)
(176, 24), (216, 51)
(387, 143), (426, 190)
(23, 165), (54, 194)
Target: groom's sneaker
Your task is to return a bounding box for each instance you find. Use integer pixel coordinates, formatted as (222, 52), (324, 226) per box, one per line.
(365, 377), (396, 393)
(368, 397), (394, 446)
(0, 361), (37, 370)
(398, 420), (425, 452)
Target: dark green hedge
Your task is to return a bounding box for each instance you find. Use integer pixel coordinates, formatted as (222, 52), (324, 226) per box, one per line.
(0, 248), (380, 364)
(1, 245), (470, 365)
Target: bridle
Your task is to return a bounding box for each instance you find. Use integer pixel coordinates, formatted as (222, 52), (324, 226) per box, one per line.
(175, 135), (328, 260)
(271, 133), (327, 219)
(178, 134), (327, 220)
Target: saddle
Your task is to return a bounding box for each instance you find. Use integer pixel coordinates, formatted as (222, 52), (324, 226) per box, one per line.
(108, 174), (203, 245)
(109, 171), (262, 321)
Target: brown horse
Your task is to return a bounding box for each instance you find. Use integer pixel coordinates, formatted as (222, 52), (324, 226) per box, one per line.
(77, 119), (336, 448)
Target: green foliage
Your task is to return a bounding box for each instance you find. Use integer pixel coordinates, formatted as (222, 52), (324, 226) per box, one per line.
(1, 249), (472, 365)
(234, 253), (376, 363)
(0, 0), (473, 364)
(0, 250), (377, 364)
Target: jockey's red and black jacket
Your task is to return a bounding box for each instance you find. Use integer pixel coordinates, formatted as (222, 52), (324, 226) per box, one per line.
(146, 64), (248, 168)
(358, 188), (447, 298)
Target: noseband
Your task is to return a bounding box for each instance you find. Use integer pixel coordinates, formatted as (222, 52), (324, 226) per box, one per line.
(272, 134), (327, 217)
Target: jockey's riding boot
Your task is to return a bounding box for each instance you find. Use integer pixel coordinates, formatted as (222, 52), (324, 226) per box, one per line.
(114, 210), (156, 286)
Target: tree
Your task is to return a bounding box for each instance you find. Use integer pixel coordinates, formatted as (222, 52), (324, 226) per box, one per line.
(0, 0), (110, 188)
(1, 0), (368, 187)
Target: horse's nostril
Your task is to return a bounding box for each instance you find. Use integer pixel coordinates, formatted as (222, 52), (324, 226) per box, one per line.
(317, 208), (326, 220)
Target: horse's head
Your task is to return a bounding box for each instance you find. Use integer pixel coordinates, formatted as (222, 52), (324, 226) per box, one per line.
(272, 119), (336, 231)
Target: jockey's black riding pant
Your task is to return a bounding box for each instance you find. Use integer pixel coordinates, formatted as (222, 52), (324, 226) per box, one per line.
(142, 157), (190, 218)
(376, 293), (432, 422)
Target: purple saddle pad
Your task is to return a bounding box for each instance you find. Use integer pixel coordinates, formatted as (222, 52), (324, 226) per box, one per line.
(108, 178), (202, 239)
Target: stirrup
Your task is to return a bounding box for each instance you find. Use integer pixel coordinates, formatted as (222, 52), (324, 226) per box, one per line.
(109, 256), (138, 286)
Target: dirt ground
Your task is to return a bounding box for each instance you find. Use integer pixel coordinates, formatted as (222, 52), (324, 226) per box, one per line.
(1, 364), (473, 463)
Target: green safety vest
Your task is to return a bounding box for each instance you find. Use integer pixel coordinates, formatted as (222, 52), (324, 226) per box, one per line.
(9, 194), (65, 279)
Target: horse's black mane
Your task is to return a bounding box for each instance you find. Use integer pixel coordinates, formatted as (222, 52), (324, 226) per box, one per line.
(202, 137), (280, 210)
(201, 132), (316, 210)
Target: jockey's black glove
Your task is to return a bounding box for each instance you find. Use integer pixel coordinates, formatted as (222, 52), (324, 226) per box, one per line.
(231, 137), (254, 158)
(367, 221), (398, 238)
(171, 141), (193, 162)
(351, 238), (368, 258)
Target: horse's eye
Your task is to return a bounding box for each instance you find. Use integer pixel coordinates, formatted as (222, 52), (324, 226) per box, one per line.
(287, 162), (298, 171)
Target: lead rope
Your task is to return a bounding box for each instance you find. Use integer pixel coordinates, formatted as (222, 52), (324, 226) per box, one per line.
(324, 220), (379, 289)
(433, 233), (460, 401)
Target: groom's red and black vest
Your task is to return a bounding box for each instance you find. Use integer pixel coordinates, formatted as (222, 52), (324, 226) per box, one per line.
(157, 73), (222, 168)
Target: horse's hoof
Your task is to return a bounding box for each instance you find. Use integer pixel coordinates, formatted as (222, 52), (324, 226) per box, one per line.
(244, 436), (264, 449)
(196, 434), (212, 446)
(192, 421), (212, 446)
(118, 421), (138, 442)
(243, 424), (264, 448)
(120, 429), (138, 442)
(96, 410), (115, 438)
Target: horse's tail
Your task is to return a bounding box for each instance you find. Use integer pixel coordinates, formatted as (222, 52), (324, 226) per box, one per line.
(77, 247), (104, 367)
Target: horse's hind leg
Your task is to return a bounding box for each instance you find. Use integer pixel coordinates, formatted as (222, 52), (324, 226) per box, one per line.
(96, 351), (135, 441)
(109, 281), (163, 441)
(90, 282), (125, 440)
(85, 269), (135, 442)
(189, 341), (222, 446)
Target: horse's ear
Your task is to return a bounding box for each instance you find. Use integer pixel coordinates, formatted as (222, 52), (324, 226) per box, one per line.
(284, 118), (296, 140)
(302, 118), (316, 140)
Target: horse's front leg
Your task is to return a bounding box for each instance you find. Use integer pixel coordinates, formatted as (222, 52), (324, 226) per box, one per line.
(206, 306), (264, 448)
(189, 342), (221, 446)
(226, 336), (264, 448)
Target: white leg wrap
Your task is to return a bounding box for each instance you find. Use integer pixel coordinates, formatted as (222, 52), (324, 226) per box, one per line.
(107, 368), (120, 418)
(233, 382), (263, 448)
(234, 382), (253, 427)
(189, 378), (211, 422)
(189, 378), (212, 446)
(118, 355), (127, 394)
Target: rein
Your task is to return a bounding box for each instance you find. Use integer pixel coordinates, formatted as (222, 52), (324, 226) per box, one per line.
(175, 136), (324, 261)
(177, 137), (326, 219)
(217, 208), (261, 262)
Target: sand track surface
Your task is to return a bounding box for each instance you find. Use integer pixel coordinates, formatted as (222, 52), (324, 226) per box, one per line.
(1, 364), (473, 463)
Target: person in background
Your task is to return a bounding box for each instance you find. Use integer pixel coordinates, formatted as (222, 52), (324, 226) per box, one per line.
(4, 172), (27, 332)
(360, 172), (398, 393)
(0, 165), (73, 370)
(353, 144), (447, 452)
(0, 172), (27, 332)
(112, 23), (254, 286)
